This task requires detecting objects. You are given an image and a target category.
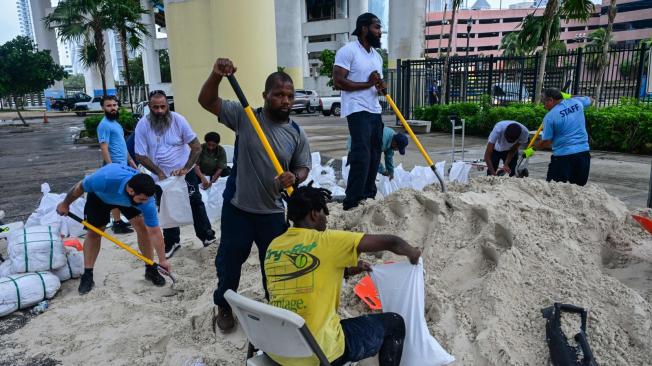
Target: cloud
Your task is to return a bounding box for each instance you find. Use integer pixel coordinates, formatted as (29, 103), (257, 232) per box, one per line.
(0, 3), (21, 44)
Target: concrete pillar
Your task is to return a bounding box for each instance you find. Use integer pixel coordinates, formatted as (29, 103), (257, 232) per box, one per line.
(83, 32), (117, 96)
(140, 0), (165, 94)
(30, 0), (63, 100)
(165, 0), (277, 145)
(388, 0), (426, 60)
(349, 0), (369, 40)
(275, 0), (303, 88)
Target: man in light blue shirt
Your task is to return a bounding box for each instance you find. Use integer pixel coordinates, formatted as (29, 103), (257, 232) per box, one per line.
(537, 88), (592, 186)
(97, 95), (137, 234)
(56, 164), (170, 295)
(347, 126), (408, 179)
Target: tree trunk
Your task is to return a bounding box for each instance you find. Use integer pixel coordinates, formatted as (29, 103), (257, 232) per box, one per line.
(534, 1), (557, 104)
(440, 5), (458, 105)
(593, 0), (617, 101)
(94, 27), (108, 96)
(12, 95), (27, 126)
(119, 29), (133, 111)
(437, 3), (448, 59)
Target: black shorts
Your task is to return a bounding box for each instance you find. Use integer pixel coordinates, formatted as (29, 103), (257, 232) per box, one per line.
(546, 151), (591, 186)
(84, 192), (142, 228)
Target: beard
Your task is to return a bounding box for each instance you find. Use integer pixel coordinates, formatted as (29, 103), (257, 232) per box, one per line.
(268, 107), (291, 122)
(104, 110), (118, 120)
(148, 111), (171, 135)
(366, 32), (381, 48)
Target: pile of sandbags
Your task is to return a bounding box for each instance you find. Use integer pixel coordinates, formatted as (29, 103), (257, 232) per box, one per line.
(0, 272), (60, 317)
(25, 183), (85, 238)
(52, 247), (84, 282)
(7, 225), (67, 273)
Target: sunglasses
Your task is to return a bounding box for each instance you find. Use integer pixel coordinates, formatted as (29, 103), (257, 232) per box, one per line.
(149, 90), (166, 98)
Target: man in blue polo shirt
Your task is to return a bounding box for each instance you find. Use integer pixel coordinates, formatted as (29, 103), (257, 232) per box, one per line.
(56, 164), (171, 295)
(537, 88), (592, 186)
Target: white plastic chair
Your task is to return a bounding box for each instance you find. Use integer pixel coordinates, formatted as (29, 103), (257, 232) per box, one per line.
(225, 290), (347, 366)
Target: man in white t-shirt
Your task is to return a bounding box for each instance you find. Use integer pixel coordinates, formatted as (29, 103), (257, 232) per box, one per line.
(135, 90), (217, 258)
(333, 12), (385, 210)
(483, 120), (529, 176)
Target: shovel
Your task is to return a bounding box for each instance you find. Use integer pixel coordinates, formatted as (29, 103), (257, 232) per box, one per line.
(66, 212), (176, 284)
(515, 123), (543, 178)
(382, 89), (446, 192)
(225, 74), (294, 196)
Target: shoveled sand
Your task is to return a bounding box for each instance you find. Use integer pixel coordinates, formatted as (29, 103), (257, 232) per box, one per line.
(1, 177), (651, 365)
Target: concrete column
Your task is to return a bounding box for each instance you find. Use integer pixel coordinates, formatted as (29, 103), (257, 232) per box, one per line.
(30, 0), (63, 92)
(388, 0), (426, 60)
(348, 0), (369, 40)
(83, 32), (116, 96)
(275, 0), (303, 88)
(165, 0), (277, 145)
(140, 0), (164, 93)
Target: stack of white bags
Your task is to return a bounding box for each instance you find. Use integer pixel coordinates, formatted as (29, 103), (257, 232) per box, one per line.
(0, 225), (83, 317)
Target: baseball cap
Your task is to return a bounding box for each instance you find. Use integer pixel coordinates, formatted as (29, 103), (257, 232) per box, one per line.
(352, 12), (380, 36)
(393, 133), (409, 155)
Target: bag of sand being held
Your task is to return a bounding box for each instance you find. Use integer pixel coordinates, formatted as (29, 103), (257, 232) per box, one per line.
(0, 271), (61, 317)
(52, 246), (84, 282)
(8, 226), (66, 273)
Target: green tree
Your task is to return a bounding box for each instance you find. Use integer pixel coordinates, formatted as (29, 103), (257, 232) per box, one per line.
(108, 0), (149, 108)
(0, 36), (67, 125)
(64, 73), (86, 89)
(519, 0), (594, 103)
(45, 0), (114, 96)
(159, 49), (171, 83)
(593, 0), (617, 100)
(500, 32), (526, 57)
(440, 0), (464, 104)
(318, 49), (336, 87)
(121, 55), (145, 85)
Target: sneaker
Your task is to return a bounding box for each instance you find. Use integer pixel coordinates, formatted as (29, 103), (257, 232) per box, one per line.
(78, 272), (95, 295)
(214, 306), (235, 332)
(145, 266), (166, 287)
(112, 221), (134, 234)
(203, 237), (217, 247)
(165, 242), (181, 259)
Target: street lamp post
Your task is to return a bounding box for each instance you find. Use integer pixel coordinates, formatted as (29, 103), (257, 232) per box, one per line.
(463, 17), (473, 101)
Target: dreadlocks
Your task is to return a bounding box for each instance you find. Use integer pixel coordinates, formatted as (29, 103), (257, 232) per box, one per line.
(286, 181), (332, 225)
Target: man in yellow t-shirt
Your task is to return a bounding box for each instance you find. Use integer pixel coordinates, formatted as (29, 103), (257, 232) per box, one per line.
(264, 183), (421, 366)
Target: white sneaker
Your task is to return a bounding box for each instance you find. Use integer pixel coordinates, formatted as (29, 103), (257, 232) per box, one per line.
(165, 242), (181, 259)
(203, 238), (217, 247)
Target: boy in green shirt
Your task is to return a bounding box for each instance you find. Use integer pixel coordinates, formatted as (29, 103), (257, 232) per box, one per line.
(194, 132), (231, 190)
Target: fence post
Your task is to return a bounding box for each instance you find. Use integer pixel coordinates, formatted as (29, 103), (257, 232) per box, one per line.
(573, 47), (583, 95)
(648, 160), (652, 208)
(635, 44), (648, 101)
(532, 52), (540, 103)
(487, 55), (494, 97)
(406, 60), (412, 119)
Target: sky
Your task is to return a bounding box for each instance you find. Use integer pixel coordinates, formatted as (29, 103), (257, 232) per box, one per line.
(0, 1), (20, 45)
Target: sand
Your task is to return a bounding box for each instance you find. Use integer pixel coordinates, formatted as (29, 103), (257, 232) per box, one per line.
(1, 177), (652, 365)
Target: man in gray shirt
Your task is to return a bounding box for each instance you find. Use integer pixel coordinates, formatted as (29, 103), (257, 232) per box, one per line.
(198, 58), (311, 332)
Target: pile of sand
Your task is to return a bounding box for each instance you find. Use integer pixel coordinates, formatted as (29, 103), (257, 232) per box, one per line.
(1, 177), (651, 365)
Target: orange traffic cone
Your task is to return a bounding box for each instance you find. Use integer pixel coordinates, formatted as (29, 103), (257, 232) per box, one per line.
(43, 111), (48, 124)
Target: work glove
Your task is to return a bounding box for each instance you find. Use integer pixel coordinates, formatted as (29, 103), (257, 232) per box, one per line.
(524, 147), (535, 158)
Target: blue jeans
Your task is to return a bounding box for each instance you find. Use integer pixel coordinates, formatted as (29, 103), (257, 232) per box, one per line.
(332, 313), (406, 366)
(344, 111), (383, 208)
(213, 201), (287, 308)
(546, 151), (591, 186)
(487, 149), (518, 177)
(162, 170), (214, 245)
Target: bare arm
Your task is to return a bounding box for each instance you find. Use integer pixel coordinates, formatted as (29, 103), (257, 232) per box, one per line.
(504, 143), (520, 167)
(332, 66), (377, 91)
(184, 138), (201, 171)
(136, 154), (166, 180)
(536, 139), (553, 150)
(127, 153), (137, 169)
(484, 143), (496, 176)
(211, 168), (223, 183)
(56, 181), (84, 215)
(357, 234), (421, 264)
(198, 58), (237, 117)
(99, 143), (112, 164)
(294, 167), (309, 185)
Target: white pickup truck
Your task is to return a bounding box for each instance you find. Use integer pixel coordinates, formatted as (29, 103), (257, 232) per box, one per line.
(320, 95), (388, 117)
(74, 96), (103, 116)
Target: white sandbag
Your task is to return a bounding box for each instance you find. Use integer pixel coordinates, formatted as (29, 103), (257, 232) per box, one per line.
(371, 261), (455, 366)
(52, 247), (84, 282)
(341, 156), (350, 181)
(200, 177), (226, 223)
(0, 260), (14, 277)
(25, 183), (85, 237)
(378, 176), (400, 198)
(410, 166), (438, 191)
(435, 161), (446, 182)
(0, 271), (61, 317)
(393, 164), (412, 190)
(0, 221), (24, 239)
(449, 162), (471, 185)
(158, 176), (193, 229)
(311, 152), (322, 170)
(8, 226), (66, 273)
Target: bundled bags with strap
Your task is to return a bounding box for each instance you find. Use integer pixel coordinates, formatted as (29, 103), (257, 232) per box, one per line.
(0, 260), (14, 278)
(0, 271), (61, 317)
(8, 226), (66, 273)
(52, 247), (84, 282)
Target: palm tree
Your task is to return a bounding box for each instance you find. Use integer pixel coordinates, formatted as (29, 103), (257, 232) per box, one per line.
(45, 0), (113, 96)
(109, 0), (149, 109)
(440, 0), (463, 104)
(593, 0), (617, 101)
(500, 32), (526, 57)
(437, 2), (448, 59)
(519, 0), (594, 103)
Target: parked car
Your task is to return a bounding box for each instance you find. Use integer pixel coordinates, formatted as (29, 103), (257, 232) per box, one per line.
(491, 82), (530, 105)
(51, 92), (92, 111)
(292, 89), (320, 114)
(74, 96), (103, 116)
(320, 95), (342, 117)
(133, 96), (175, 118)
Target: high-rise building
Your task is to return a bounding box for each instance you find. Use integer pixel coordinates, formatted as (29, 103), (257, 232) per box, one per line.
(16, 0), (35, 41)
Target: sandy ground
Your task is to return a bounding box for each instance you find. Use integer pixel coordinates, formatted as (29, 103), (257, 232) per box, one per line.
(1, 177), (652, 365)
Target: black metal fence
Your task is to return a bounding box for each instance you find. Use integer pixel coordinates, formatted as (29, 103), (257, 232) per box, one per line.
(392, 45), (650, 119)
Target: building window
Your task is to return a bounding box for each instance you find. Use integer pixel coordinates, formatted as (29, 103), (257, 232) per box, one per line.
(307, 0), (336, 22)
(477, 45), (499, 51)
(426, 20), (443, 26)
(479, 18), (500, 24)
(587, 25), (599, 30)
(503, 17), (522, 23)
(307, 51), (323, 60)
(567, 26), (585, 31)
(478, 32), (500, 38)
(456, 47), (474, 52)
(308, 35), (333, 43)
